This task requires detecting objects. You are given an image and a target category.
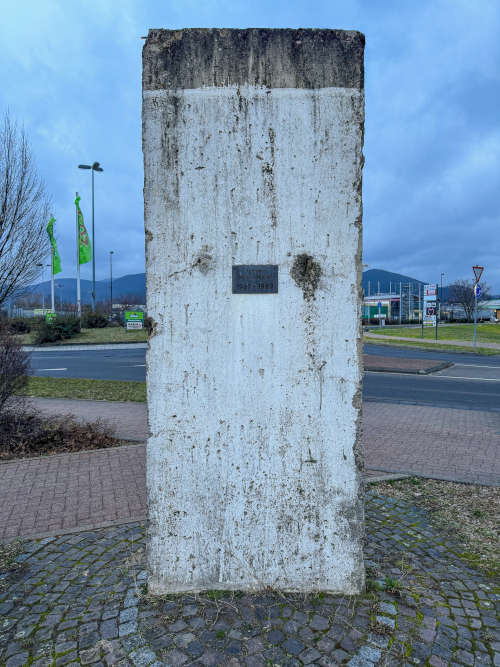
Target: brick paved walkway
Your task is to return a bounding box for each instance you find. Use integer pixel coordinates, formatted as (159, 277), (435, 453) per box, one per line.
(0, 492), (498, 667)
(1, 399), (498, 541)
(364, 402), (500, 487)
(0, 446), (145, 541)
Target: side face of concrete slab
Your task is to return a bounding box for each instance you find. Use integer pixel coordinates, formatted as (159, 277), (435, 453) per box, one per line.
(143, 28), (365, 594)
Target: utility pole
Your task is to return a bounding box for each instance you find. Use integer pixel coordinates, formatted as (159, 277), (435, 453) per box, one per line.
(399, 281), (402, 324)
(472, 265), (484, 351)
(435, 283), (439, 340)
(109, 251), (114, 316)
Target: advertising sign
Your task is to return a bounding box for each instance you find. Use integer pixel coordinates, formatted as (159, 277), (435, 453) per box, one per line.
(125, 310), (144, 330)
(423, 284), (437, 326)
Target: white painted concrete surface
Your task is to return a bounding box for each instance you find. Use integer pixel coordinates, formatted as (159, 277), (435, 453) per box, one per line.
(144, 83), (365, 593)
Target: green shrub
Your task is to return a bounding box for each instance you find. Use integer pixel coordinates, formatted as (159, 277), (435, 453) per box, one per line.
(32, 316), (81, 344)
(8, 318), (31, 334)
(82, 311), (108, 328)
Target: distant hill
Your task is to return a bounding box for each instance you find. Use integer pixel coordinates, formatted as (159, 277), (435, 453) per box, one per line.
(21, 268), (452, 306)
(362, 269), (425, 295)
(23, 273), (146, 305)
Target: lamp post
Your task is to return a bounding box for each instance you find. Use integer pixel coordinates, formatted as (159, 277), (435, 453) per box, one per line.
(440, 272), (444, 322)
(109, 251), (114, 316)
(36, 262), (52, 310)
(78, 161), (103, 311)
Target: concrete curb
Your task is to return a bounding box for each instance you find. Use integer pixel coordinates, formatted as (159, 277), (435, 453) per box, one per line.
(367, 467), (500, 488)
(364, 361), (453, 375)
(0, 517), (147, 544)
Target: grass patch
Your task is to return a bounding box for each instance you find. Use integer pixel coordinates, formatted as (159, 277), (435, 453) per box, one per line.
(368, 323), (500, 344)
(374, 478), (500, 578)
(19, 376), (147, 402)
(363, 335), (500, 356)
(23, 326), (147, 346)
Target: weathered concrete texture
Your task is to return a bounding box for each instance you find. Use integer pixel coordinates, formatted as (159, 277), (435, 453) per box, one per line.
(143, 28), (364, 90)
(143, 29), (365, 594)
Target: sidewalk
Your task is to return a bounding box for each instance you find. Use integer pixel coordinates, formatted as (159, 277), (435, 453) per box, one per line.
(366, 331), (500, 350)
(0, 493), (498, 667)
(0, 398), (498, 541)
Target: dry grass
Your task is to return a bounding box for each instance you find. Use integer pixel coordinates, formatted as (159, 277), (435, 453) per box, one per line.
(374, 477), (500, 577)
(0, 405), (123, 461)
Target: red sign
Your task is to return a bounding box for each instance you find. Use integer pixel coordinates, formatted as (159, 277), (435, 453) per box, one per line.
(472, 265), (484, 284)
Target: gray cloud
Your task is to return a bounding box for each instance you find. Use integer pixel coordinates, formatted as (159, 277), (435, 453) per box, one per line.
(0, 0), (498, 290)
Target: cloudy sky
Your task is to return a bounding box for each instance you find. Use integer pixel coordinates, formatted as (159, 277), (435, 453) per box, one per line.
(1, 1), (498, 290)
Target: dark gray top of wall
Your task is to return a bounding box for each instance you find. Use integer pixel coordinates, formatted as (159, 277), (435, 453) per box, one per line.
(143, 29), (364, 91)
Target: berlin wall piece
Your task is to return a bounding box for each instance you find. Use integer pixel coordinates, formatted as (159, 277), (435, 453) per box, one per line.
(143, 28), (365, 594)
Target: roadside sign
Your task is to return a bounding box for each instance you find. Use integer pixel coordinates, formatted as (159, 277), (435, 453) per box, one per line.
(125, 310), (144, 330)
(377, 301), (381, 308)
(472, 265), (484, 284)
(423, 284), (437, 326)
(45, 311), (56, 323)
(474, 284), (482, 298)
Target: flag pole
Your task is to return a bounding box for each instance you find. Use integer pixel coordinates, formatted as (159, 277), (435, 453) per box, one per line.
(51, 242), (55, 312)
(76, 192), (81, 318)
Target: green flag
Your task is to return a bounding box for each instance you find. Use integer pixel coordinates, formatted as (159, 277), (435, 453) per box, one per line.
(46, 217), (62, 274)
(75, 196), (91, 264)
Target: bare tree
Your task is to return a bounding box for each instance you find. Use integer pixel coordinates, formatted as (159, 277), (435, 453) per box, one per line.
(0, 113), (50, 308)
(447, 279), (491, 321)
(0, 323), (28, 414)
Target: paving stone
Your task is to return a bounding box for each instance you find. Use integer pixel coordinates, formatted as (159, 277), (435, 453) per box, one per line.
(379, 602), (397, 615)
(129, 647), (157, 666)
(80, 646), (101, 664)
(299, 647), (322, 664)
(198, 650), (224, 666)
(309, 614), (329, 631)
(376, 615), (395, 630)
(6, 654), (30, 667)
(119, 620), (138, 637)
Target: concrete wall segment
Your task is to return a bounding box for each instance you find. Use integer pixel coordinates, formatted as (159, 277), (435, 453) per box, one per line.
(143, 28), (364, 91)
(143, 28), (365, 594)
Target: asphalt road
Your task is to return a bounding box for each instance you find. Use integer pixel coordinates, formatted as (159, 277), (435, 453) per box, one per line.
(27, 344), (500, 412)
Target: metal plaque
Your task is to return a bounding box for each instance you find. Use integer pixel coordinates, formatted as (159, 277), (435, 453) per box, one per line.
(232, 265), (278, 294)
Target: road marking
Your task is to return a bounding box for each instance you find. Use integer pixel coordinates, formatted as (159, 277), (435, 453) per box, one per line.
(38, 368), (67, 371)
(365, 371), (500, 382)
(134, 364), (146, 367)
(455, 363), (500, 369)
(436, 375), (500, 382)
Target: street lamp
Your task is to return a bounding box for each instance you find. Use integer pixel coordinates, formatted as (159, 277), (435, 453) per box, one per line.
(440, 272), (444, 322)
(78, 161), (103, 311)
(36, 262), (51, 309)
(109, 251), (114, 316)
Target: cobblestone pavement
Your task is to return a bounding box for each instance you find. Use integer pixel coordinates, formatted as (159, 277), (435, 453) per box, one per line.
(0, 491), (498, 667)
